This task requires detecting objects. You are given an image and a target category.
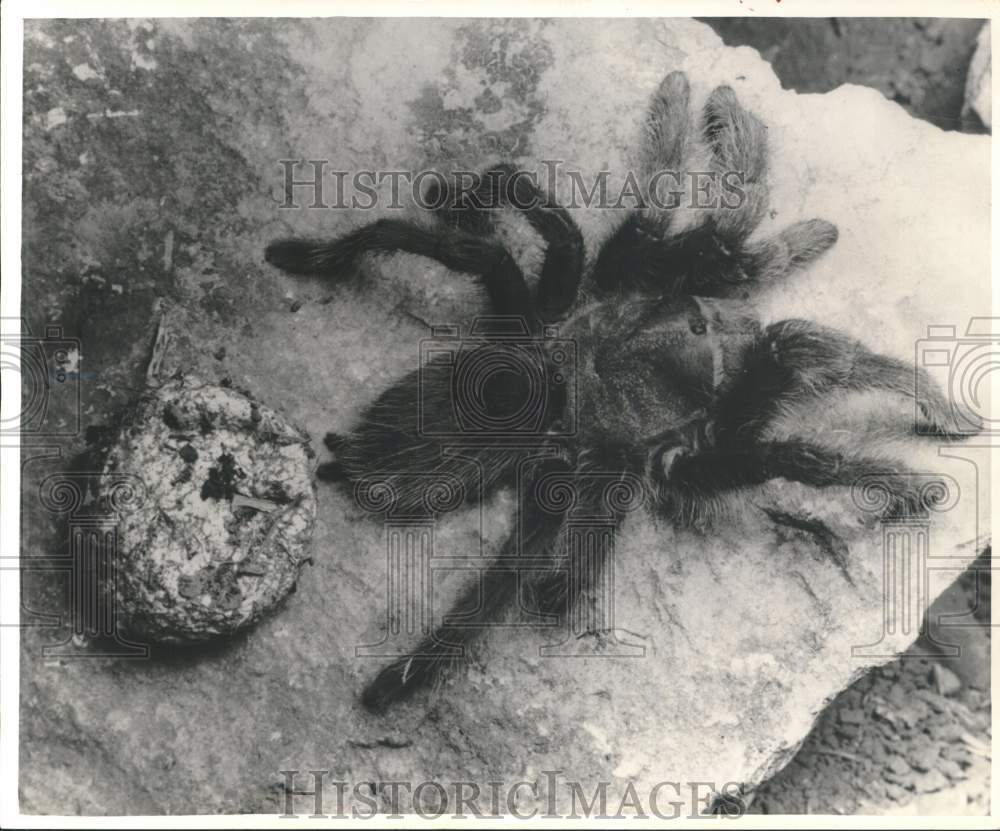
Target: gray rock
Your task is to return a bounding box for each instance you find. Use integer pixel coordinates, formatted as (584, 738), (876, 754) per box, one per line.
(889, 756), (912, 777)
(963, 22), (991, 129)
(884, 781), (910, 802)
(938, 757), (968, 782)
(839, 708), (866, 726)
(930, 663), (963, 698)
(917, 768), (950, 794)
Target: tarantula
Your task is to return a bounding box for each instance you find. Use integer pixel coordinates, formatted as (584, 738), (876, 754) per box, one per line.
(265, 71), (962, 711)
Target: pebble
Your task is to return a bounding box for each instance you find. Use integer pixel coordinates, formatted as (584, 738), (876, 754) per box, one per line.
(72, 63), (99, 81)
(838, 708), (865, 725)
(937, 757), (967, 781)
(835, 724), (859, 741)
(884, 769), (916, 790)
(925, 720), (964, 743)
(896, 706), (922, 729)
(930, 663), (962, 697)
(907, 745), (939, 773)
(919, 48), (947, 75)
(913, 688), (946, 713)
(883, 782), (909, 802)
(888, 756), (911, 776)
(917, 768), (949, 794)
(45, 106), (68, 129)
(941, 743), (973, 766)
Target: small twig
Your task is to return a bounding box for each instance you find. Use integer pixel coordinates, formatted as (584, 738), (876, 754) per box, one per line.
(231, 493), (280, 514)
(145, 312), (171, 386)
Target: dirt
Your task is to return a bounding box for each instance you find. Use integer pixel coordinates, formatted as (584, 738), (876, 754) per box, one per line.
(751, 550), (991, 815)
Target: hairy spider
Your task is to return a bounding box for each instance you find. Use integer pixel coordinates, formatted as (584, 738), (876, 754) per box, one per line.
(265, 71), (964, 711)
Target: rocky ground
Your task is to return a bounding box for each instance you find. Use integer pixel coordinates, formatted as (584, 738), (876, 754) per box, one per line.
(704, 17), (988, 133)
(751, 550), (991, 815)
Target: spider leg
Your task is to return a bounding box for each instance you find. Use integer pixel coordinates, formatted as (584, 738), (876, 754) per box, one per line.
(265, 218), (532, 317)
(428, 164), (585, 322)
(701, 85), (839, 292)
(594, 78), (838, 298)
(701, 84), (770, 245)
(512, 444), (648, 663)
(360, 566), (520, 712)
(591, 71), (692, 296)
(526, 473), (630, 631)
(640, 70), (691, 180)
(739, 220), (840, 285)
(361, 457), (571, 711)
(590, 211), (837, 300)
(591, 211), (680, 296)
(653, 437), (938, 523)
(714, 319), (969, 441)
(425, 167), (503, 236)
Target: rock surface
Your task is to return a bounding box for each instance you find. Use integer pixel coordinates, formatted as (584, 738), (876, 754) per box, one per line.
(19, 18), (990, 815)
(963, 22), (991, 130)
(752, 651), (991, 815)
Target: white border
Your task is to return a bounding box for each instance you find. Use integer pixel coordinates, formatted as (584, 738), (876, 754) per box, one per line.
(2, 0), (1000, 19)
(1, 1), (996, 828)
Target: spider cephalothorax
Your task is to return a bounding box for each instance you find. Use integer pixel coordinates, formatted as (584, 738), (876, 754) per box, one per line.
(265, 71), (965, 711)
